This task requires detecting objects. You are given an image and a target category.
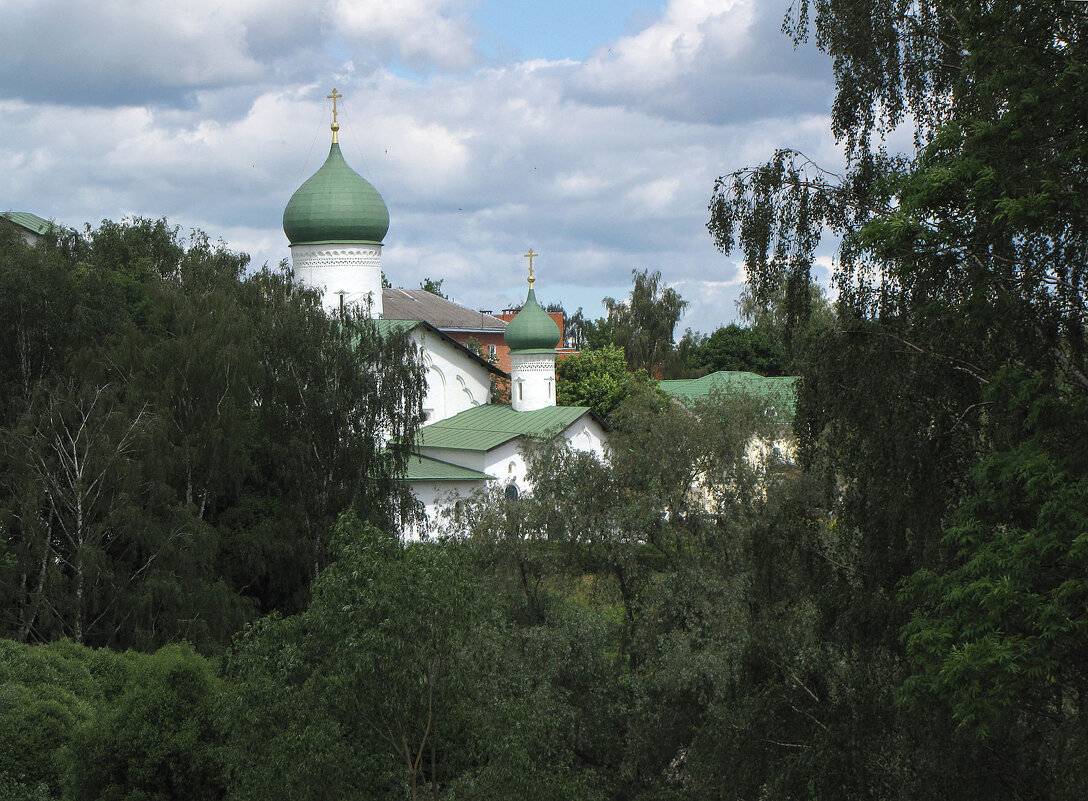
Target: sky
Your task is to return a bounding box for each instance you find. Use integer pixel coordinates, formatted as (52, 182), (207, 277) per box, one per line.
(0, 0), (841, 334)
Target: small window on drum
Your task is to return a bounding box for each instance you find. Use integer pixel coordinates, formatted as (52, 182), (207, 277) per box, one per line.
(504, 483), (520, 501)
(454, 500), (465, 523)
(508, 461), (516, 474)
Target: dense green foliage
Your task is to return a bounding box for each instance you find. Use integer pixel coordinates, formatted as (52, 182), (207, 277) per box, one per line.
(0, 218), (424, 651)
(679, 323), (788, 376)
(705, 0), (1088, 796)
(571, 269), (688, 376)
(419, 277), (448, 298)
(3, 1), (1087, 797)
(0, 388), (798, 801)
(0, 639), (227, 801)
(555, 345), (661, 422)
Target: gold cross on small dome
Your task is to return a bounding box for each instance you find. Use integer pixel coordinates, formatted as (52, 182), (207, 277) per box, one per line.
(327, 88), (342, 141)
(523, 248), (538, 287)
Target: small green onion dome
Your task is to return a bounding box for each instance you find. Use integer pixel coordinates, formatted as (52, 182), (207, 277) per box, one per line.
(283, 142), (389, 244)
(505, 288), (561, 352)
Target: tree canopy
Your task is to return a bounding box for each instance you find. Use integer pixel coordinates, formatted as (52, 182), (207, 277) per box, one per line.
(707, 0), (1088, 796)
(0, 218), (425, 652)
(578, 269), (688, 376)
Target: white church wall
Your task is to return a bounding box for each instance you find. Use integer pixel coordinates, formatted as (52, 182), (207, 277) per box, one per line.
(416, 447), (485, 473)
(290, 242), (384, 315)
(405, 479), (487, 540)
(408, 412), (608, 538)
(562, 415), (608, 460)
(475, 412), (608, 503)
(480, 412), (608, 494)
(483, 439), (531, 496)
(411, 329), (490, 424)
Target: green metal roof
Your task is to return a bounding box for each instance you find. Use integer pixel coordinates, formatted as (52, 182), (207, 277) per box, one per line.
(504, 287), (560, 352)
(404, 453), (495, 482)
(416, 404), (592, 451)
(371, 318), (421, 337)
(283, 142), (389, 245)
(659, 371), (799, 413)
(1, 211), (60, 236)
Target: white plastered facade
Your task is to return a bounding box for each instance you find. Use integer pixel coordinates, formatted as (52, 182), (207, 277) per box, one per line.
(410, 328), (490, 425)
(290, 242), (384, 315)
(510, 352), (557, 412)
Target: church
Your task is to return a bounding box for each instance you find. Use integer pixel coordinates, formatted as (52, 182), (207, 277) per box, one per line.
(281, 90), (608, 534)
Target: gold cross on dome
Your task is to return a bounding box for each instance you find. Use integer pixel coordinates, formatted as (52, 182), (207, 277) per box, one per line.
(523, 248), (538, 287)
(327, 88), (342, 124)
(324, 89), (341, 142)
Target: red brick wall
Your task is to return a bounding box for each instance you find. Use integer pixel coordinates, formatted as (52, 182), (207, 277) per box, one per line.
(443, 330), (510, 373)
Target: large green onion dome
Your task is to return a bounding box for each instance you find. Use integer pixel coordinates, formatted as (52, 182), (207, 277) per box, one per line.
(283, 142), (389, 244)
(504, 287), (561, 352)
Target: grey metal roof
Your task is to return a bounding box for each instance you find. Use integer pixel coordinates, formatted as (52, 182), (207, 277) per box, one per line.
(382, 288), (507, 332)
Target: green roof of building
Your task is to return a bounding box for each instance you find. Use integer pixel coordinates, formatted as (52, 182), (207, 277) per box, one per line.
(659, 371), (799, 413)
(404, 453), (495, 482)
(1, 211), (61, 236)
(416, 404), (593, 451)
(283, 142), (389, 245)
(504, 287), (560, 353)
(371, 318), (421, 337)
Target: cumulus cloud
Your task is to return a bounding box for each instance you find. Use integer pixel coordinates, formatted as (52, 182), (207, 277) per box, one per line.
(334, 0), (478, 71)
(571, 0), (833, 125)
(0, 1), (269, 105)
(0, 0), (477, 106)
(0, 0), (839, 334)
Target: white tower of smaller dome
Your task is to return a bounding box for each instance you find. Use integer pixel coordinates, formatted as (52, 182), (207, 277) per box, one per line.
(505, 251), (561, 412)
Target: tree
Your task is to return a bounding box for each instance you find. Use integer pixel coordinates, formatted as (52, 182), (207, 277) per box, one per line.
(0, 638), (226, 801)
(451, 388), (794, 800)
(683, 323), (789, 376)
(419, 277), (447, 299)
(5, 379), (150, 645)
(707, 0), (1088, 796)
(555, 345), (658, 422)
(227, 513), (495, 801)
(584, 270), (688, 375)
(0, 218), (426, 650)
(565, 308), (590, 350)
(66, 645), (228, 801)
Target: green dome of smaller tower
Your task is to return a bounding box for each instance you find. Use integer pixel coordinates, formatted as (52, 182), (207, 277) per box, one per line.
(283, 142), (389, 244)
(505, 287), (560, 353)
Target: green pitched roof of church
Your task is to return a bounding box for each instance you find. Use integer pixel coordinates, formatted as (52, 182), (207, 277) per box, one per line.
(504, 287), (560, 353)
(283, 142), (389, 244)
(404, 453), (496, 482)
(416, 404), (592, 451)
(1, 211), (61, 236)
(659, 371), (799, 413)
